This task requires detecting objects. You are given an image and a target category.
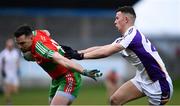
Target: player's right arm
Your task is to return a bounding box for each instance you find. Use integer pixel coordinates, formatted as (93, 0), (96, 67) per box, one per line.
(60, 45), (103, 60)
(83, 43), (124, 59)
(71, 27), (137, 60)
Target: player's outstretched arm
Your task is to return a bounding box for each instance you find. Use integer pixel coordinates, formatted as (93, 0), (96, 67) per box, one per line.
(60, 45), (104, 60)
(52, 52), (102, 81)
(83, 43), (124, 59)
(61, 44), (124, 60)
(53, 51), (84, 72)
(78, 46), (102, 54)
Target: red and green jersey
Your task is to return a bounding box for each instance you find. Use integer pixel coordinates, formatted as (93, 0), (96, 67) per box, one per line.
(31, 30), (69, 79)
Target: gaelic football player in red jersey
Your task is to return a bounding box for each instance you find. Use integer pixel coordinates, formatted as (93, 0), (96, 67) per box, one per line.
(14, 25), (102, 105)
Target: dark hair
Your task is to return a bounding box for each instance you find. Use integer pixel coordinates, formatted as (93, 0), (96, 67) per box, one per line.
(116, 6), (136, 18)
(14, 25), (33, 37)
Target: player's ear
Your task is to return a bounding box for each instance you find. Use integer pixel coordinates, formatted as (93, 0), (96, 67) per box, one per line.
(125, 16), (128, 23)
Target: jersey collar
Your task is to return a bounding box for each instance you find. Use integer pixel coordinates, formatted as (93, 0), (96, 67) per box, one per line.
(123, 26), (136, 37)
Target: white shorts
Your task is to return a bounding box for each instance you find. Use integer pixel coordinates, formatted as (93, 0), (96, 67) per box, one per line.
(4, 75), (19, 86)
(130, 76), (173, 105)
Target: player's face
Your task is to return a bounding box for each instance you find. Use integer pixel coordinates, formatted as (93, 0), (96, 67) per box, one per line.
(15, 35), (32, 53)
(114, 11), (126, 32)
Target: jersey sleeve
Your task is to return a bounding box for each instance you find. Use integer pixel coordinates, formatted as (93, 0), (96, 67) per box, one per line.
(42, 30), (50, 36)
(111, 37), (123, 45)
(35, 41), (55, 60)
(119, 27), (137, 49)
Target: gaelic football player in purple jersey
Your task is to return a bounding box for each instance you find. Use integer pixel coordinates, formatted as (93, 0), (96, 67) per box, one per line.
(71, 6), (173, 105)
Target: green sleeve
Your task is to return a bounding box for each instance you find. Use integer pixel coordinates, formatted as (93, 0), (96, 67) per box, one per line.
(35, 41), (55, 59)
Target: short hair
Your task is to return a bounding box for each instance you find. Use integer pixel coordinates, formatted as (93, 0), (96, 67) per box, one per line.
(116, 6), (136, 18)
(14, 25), (33, 37)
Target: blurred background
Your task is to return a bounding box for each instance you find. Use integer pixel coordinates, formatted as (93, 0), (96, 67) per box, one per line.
(0, 0), (180, 105)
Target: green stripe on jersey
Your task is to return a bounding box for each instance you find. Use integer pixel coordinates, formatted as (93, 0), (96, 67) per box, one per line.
(35, 41), (55, 59)
(32, 31), (37, 36)
(58, 46), (65, 56)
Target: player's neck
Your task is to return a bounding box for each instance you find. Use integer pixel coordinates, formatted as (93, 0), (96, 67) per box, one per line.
(122, 24), (134, 36)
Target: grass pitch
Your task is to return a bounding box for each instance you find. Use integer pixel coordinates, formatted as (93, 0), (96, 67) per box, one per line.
(0, 80), (180, 105)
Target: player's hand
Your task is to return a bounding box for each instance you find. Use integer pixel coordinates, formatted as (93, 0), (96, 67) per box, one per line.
(82, 69), (103, 81)
(61, 45), (84, 60)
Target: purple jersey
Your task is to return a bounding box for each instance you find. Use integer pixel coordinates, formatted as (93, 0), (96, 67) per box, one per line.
(113, 26), (169, 82)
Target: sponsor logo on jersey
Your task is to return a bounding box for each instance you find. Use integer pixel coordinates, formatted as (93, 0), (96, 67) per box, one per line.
(116, 39), (121, 43)
(128, 28), (133, 35)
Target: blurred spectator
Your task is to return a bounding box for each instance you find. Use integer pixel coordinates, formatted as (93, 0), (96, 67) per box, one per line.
(105, 69), (119, 98)
(0, 38), (20, 105)
(176, 46), (180, 57)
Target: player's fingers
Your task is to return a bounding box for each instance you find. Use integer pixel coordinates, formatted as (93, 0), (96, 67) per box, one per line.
(89, 70), (100, 75)
(95, 73), (103, 77)
(98, 73), (102, 76)
(91, 71), (102, 77)
(89, 71), (97, 75)
(91, 69), (100, 73)
(92, 77), (97, 81)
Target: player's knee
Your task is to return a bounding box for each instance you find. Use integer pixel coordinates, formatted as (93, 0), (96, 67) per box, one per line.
(110, 95), (121, 105)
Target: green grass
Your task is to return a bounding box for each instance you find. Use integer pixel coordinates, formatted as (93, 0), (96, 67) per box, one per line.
(0, 80), (180, 105)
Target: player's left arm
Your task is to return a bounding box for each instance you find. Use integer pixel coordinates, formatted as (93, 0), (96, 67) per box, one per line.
(52, 52), (102, 81)
(83, 43), (125, 59)
(52, 52), (84, 72)
(35, 41), (84, 72)
(35, 41), (102, 80)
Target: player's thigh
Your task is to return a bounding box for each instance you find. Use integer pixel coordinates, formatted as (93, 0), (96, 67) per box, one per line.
(49, 79), (60, 103)
(110, 80), (144, 105)
(50, 92), (72, 105)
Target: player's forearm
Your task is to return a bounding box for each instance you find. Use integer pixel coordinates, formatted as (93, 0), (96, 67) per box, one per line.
(52, 52), (84, 73)
(83, 44), (121, 59)
(83, 47), (110, 59)
(78, 46), (102, 54)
